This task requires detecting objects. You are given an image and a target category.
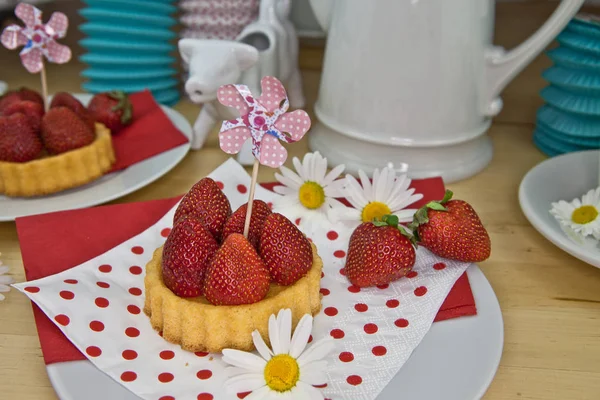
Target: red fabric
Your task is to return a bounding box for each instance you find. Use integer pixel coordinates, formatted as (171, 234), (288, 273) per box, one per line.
(109, 90), (189, 172)
(15, 179), (476, 365)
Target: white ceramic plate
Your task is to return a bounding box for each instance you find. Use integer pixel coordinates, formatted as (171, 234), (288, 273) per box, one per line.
(0, 94), (191, 221)
(519, 150), (600, 268)
(46, 264), (504, 400)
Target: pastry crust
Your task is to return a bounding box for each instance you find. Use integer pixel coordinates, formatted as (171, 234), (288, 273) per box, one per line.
(0, 123), (115, 197)
(144, 243), (323, 353)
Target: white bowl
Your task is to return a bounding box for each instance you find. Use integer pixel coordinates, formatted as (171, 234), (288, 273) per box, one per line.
(519, 150), (600, 268)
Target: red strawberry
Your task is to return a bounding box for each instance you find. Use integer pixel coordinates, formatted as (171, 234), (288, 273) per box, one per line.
(50, 92), (95, 131)
(2, 101), (44, 132)
(204, 233), (271, 305)
(0, 113), (43, 162)
(345, 215), (416, 287)
(408, 190), (491, 262)
(173, 177), (232, 241)
(40, 107), (95, 154)
(162, 215), (219, 297)
(259, 213), (313, 286)
(222, 200), (272, 248)
(0, 87), (44, 113)
(87, 91), (133, 134)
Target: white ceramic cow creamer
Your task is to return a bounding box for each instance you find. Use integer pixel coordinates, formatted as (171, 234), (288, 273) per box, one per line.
(179, 0), (304, 165)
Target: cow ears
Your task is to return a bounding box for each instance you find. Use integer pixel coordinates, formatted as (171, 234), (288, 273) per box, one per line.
(178, 38), (197, 65)
(232, 43), (259, 71)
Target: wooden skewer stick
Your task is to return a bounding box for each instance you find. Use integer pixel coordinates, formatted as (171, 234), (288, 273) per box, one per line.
(40, 62), (48, 111)
(243, 159), (260, 238)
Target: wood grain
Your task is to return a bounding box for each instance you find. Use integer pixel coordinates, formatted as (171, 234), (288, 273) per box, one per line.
(1, 2), (599, 399)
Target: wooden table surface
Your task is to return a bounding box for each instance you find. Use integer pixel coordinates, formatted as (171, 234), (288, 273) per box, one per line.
(1, 2), (600, 399)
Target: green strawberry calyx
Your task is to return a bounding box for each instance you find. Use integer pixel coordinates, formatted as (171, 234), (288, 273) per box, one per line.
(407, 189), (454, 242)
(372, 214), (418, 247)
(107, 91), (133, 124)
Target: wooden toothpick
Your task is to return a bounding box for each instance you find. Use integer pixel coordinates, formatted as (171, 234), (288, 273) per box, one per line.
(40, 62), (48, 111)
(243, 159), (260, 238)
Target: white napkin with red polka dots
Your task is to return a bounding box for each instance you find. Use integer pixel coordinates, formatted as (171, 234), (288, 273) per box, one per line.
(14, 158), (471, 400)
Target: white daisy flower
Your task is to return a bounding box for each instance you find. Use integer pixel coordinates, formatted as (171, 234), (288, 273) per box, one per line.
(0, 253), (14, 301)
(273, 152), (346, 229)
(550, 187), (600, 241)
(330, 165), (424, 227)
(222, 309), (333, 400)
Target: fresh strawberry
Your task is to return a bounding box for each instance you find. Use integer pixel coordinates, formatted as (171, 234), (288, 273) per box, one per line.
(345, 215), (416, 287)
(40, 107), (95, 154)
(259, 213), (313, 286)
(162, 215), (219, 297)
(2, 101), (44, 132)
(0, 113), (43, 162)
(87, 91), (133, 134)
(0, 87), (44, 113)
(49, 92), (95, 131)
(222, 200), (272, 248)
(408, 190), (491, 262)
(173, 177), (232, 241)
(204, 233), (271, 305)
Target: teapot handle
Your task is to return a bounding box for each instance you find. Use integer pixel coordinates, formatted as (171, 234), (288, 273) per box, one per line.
(483, 0), (585, 116)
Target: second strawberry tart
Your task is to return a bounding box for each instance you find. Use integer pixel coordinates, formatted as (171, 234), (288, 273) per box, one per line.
(144, 177), (323, 352)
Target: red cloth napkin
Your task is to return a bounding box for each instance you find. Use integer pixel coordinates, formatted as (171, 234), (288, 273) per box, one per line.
(109, 90), (189, 172)
(16, 179), (476, 365)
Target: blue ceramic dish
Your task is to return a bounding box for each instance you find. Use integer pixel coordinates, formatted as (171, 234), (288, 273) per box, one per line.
(536, 105), (600, 138)
(542, 65), (600, 95)
(540, 85), (600, 116)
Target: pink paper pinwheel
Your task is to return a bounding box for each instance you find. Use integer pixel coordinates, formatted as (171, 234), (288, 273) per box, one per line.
(217, 76), (311, 168)
(1, 3), (71, 74)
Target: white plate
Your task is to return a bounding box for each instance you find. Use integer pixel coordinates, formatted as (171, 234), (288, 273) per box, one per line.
(519, 150), (600, 268)
(0, 94), (191, 221)
(46, 264), (504, 400)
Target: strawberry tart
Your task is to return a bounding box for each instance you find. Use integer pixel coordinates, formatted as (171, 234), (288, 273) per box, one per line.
(0, 88), (132, 197)
(144, 177), (323, 352)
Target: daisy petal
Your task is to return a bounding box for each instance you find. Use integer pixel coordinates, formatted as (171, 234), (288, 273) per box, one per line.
(279, 166), (304, 187)
(222, 349), (267, 370)
(299, 360), (328, 385)
(289, 314), (313, 358)
(376, 167), (394, 203)
(252, 330), (273, 361)
(268, 314), (282, 354)
(393, 209), (418, 223)
(0, 276), (13, 285)
(344, 175), (369, 208)
(302, 153), (313, 181)
(0, 284), (10, 292)
(292, 157), (306, 181)
(226, 373), (266, 393)
(296, 381), (326, 400)
(245, 385), (274, 400)
(273, 185), (298, 196)
(322, 164), (345, 187)
(297, 338), (335, 366)
(278, 309), (292, 354)
(358, 169), (373, 200)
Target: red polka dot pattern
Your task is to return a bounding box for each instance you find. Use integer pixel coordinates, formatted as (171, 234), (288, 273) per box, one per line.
(376, 283), (389, 290)
(320, 288), (330, 296)
(127, 305), (141, 315)
(196, 369), (212, 380)
(86, 346), (102, 357)
(414, 286), (428, 297)
(324, 307), (338, 316)
(64, 279), (78, 284)
(120, 371), (137, 382)
(160, 397), (175, 400)
(395, 318), (409, 328)
(161, 228), (171, 237)
(160, 350), (175, 360)
(54, 314), (70, 326)
(98, 264), (112, 273)
(195, 351), (209, 357)
(364, 323), (378, 334)
(197, 394), (213, 400)
(129, 287), (142, 296)
(339, 352), (354, 362)
(131, 246), (144, 255)
(354, 303), (368, 312)
(129, 266), (143, 275)
(89, 321), (104, 332)
(96, 281), (110, 288)
(333, 250), (346, 258)
(158, 373), (174, 383)
(122, 350), (138, 360)
(433, 262), (446, 270)
(24, 286), (39, 293)
(327, 231), (339, 240)
(386, 299), (400, 308)
(372, 346), (387, 356)
(95, 297), (109, 308)
(237, 184), (247, 194)
(125, 327), (140, 337)
(406, 271), (418, 278)
(216, 181), (224, 190)
(347, 375), (363, 386)
(59, 290), (74, 300)
(330, 329), (345, 339)
(237, 393), (251, 399)
(348, 285), (360, 293)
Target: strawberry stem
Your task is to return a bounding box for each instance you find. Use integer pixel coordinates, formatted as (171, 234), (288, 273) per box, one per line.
(407, 189), (454, 241)
(107, 91), (133, 124)
(372, 214), (417, 247)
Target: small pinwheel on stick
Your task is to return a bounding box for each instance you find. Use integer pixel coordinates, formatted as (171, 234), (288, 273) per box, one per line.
(1, 2), (72, 109)
(217, 76), (311, 237)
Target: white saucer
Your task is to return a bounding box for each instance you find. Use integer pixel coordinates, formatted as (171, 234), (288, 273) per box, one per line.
(46, 264), (503, 400)
(519, 150), (600, 268)
(0, 94), (191, 221)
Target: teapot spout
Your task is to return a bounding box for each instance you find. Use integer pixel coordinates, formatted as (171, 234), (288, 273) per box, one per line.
(308, 0), (334, 32)
(483, 0), (584, 116)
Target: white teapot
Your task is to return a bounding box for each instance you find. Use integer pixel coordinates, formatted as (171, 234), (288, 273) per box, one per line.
(307, 0), (585, 182)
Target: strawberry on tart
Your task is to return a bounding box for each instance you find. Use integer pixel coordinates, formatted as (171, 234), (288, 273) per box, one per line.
(0, 88), (132, 197)
(144, 177), (323, 353)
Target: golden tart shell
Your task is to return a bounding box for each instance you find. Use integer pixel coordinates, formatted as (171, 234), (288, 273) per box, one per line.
(0, 123), (115, 197)
(144, 243), (323, 353)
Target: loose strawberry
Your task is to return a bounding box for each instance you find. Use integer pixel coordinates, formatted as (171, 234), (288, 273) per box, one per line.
(408, 190), (491, 262)
(2, 100), (44, 132)
(259, 213), (313, 286)
(173, 177), (231, 241)
(222, 200), (272, 248)
(204, 233), (271, 305)
(345, 215), (416, 287)
(49, 92), (95, 131)
(162, 215), (219, 297)
(0, 113), (43, 162)
(41, 107), (95, 154)
(87, 91), (133, 134)
(0, 87), (44, 113)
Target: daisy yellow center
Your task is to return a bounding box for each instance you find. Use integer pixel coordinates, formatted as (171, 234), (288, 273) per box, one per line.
(298, 181), (325, 210)
(264, 354), (300, 392)
(571, 205), (598, 225)
(361, 201), (392, 222)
